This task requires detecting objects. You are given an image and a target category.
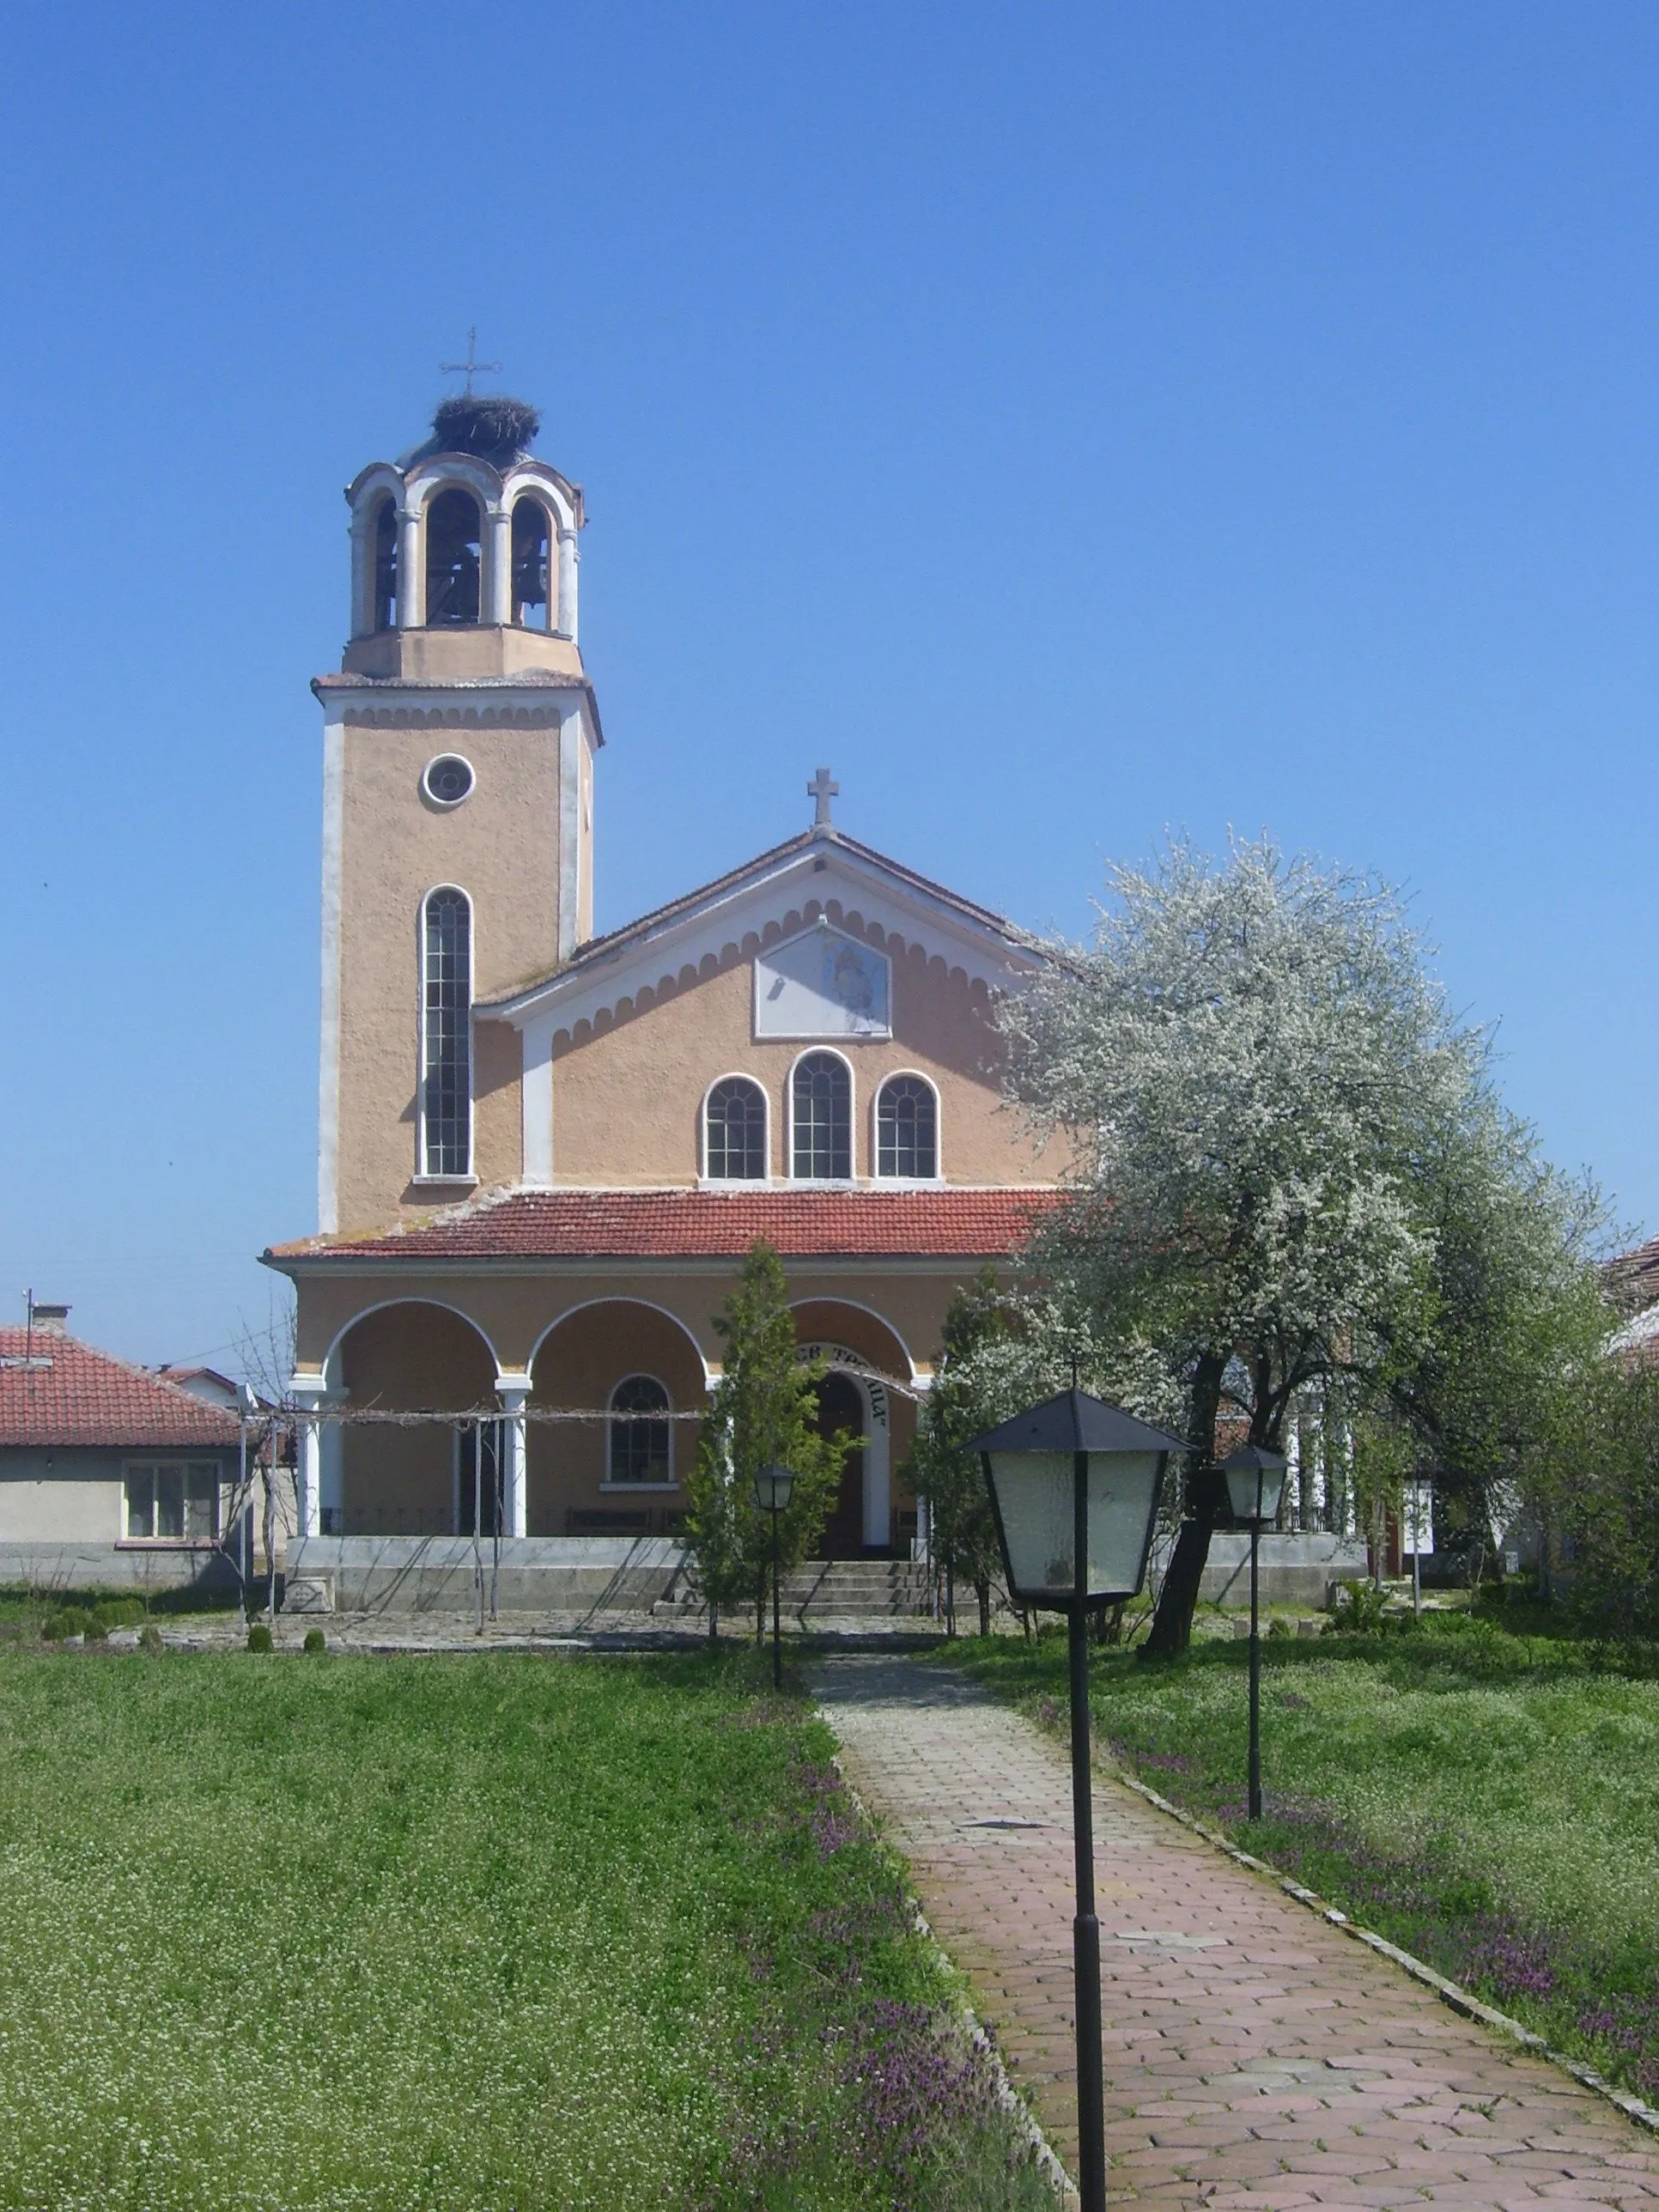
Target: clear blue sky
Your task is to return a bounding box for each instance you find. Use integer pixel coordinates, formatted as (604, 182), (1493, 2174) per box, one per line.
(3, 2), (1655, 1372)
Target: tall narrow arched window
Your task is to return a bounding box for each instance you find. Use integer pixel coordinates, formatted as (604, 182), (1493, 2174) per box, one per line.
(705, 1077), (767, 1181)
(371, 495), (398, 630)
(511, 496), (551, 629)
(421, 888), (472, 1176)
(792, 1053), (852, 1180)
(425, 488), (482, 625)
(608, 1375), (673, 1486)
(876, 1075), (939, 1179)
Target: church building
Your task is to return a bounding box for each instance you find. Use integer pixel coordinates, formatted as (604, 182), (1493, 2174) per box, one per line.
(264, 395), (1059, 1593)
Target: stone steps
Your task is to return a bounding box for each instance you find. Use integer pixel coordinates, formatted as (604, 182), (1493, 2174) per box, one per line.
(660, 1559), (935, 1620)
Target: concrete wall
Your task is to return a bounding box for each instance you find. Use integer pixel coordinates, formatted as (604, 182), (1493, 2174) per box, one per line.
(0, 1449), (124, 1540)
(1176, 1532), (1372, 1608)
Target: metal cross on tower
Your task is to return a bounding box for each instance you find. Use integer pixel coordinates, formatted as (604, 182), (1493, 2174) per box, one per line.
(808, 767), (840, 828)
(440, 328), (502, 395)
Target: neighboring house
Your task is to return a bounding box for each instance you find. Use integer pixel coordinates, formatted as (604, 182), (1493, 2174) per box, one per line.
(0, 1308), (246, 1593)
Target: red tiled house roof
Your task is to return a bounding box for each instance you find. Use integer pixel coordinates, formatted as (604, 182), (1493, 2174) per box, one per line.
(0, 1332), (242, 1450)
(269, 1186), (1060, 1264)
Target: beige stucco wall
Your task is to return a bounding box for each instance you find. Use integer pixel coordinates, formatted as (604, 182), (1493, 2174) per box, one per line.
(334, 716), (562, 1234)
(545, 923), (1057, 1188)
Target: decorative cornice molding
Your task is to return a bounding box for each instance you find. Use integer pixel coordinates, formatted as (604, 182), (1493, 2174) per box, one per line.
(342, 703), (566, 730)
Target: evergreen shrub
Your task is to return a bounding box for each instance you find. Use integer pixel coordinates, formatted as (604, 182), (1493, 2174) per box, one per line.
(303, 1627), (326, 1655)
(246, 1623), (273, 1653)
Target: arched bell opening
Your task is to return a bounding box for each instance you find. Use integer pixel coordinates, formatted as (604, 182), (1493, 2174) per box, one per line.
(331, 1302), (498, 1536)
(425, 487), (483, 626)
(370, 493), (399, 632)
(510, 495), (552, 630)
(527, 1301), (709, 1538)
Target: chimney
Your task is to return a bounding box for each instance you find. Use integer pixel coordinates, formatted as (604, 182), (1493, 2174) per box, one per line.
(29, 1303), (70, 1338)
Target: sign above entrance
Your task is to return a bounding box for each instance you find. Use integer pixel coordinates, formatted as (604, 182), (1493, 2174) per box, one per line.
(754, 924), (891, 1040)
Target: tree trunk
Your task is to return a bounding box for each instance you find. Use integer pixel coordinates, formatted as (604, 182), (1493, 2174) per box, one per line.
(1141, 1350), (1229, 1659)
(976, 1579), (991, 1638)
(708, 1596), (719, 1644)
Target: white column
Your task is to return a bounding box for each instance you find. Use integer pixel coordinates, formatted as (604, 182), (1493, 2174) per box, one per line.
(556, 528), (578, 641)
(497, 1375), (531, 1539)
(486, 506), (513, 626)
(398, 507), (422, 628)
(290, 1379), (325, 1540)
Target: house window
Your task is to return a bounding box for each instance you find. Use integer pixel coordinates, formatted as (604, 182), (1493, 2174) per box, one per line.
(876, 1075), (938, 1179)
(705, 1077), (767, 1180)
(792, 1053), (852, 1180)
(511, 497), (551, 629)
(125, 1462), (220, 1541)
(422, 887), (472, 1176)
(608, 1376), (673, 1486)
(457, 1421), (505, 1535)
(425, 488), (483, 625)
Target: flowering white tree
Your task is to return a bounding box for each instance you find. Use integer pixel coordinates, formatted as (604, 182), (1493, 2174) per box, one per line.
(1004, 836), (1486, 1654)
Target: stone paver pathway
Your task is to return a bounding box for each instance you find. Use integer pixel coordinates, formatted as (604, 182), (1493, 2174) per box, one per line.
(814, 1653), (1659, 2211)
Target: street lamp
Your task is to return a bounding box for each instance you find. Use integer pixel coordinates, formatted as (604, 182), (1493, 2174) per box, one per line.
(1221, 1444), (1289, 1821)
(969, 1389), (1184, 2212)
(751, 1462), (796, 1689)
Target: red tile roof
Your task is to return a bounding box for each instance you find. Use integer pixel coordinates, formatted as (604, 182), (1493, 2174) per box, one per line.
(270, 1186), (1059, 1263)
(0, 1332), (242, 1450)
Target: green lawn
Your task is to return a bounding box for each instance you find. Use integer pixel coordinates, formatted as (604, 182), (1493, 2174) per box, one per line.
(947, 1616), (1659, 2105)
(0, 1645), (1049, 2212)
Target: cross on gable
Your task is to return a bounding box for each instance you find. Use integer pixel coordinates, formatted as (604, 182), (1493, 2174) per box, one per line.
(808, 767), (839, 829)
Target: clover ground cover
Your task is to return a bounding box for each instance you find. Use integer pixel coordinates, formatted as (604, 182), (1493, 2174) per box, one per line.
(0, 1646), (1049, 2211)
(950, 1618), (1659, 2105)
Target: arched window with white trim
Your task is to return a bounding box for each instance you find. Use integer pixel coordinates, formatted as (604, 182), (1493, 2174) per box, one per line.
(793, 1052), (852, 1180)
(421, 887), (472, 1176)
(608, 1375), (673, 1486)
(704, 1076), (767, 1181)
(875, 1074), (939, 1180)
(426, 487), (483, 625)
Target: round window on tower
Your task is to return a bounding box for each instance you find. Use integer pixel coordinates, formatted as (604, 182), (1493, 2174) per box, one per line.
(422, 754), (475, 809)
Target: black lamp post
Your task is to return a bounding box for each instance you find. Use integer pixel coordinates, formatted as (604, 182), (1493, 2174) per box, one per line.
(752, 1461), (795, 1689)
(969, 1390), (1183, 2212)
(1221, 1444), (1289, 1821)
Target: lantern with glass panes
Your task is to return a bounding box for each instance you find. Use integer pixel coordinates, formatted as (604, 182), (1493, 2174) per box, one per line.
(969, 1390), (1184, 2212)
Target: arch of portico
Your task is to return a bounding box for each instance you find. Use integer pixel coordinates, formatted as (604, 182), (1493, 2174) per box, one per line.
(298, 1300), (500, 1539)
(791, 1298), (921, 1558)
(526, 1299), (710, 1537)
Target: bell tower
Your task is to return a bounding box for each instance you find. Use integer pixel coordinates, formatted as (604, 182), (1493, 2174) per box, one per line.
(313, 395), (601, 1235)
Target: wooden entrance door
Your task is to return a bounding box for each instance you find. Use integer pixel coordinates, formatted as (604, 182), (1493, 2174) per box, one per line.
(815, 1371), (866, 1559)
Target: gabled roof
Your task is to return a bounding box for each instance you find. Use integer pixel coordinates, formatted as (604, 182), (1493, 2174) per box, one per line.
(479, 824), (1052, 1029)
(267, 1186), (1057, 1266)
(1607, 1231), (1659, 1316)
(0, 1332), (242, 1450)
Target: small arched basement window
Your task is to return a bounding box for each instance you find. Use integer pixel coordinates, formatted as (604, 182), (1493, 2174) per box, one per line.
(705, 1077), (767, 1181)
(793, 1053), (852, 1181)
(876, 1075), (938, 1179)
(511, 497), (551, 629)
(608, 1375), (673, 1486)
(421, 887), (472, 1176)
(425, 488), (483, 625)
(371, 495), (398, 630)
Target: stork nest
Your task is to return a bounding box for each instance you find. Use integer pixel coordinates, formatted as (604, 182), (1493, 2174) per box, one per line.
(431, 395), (540, 459)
